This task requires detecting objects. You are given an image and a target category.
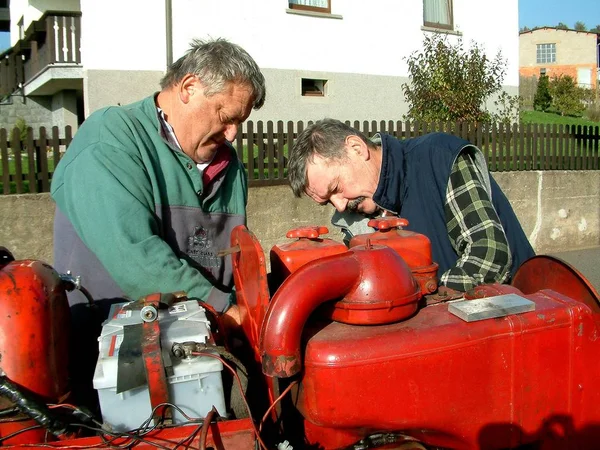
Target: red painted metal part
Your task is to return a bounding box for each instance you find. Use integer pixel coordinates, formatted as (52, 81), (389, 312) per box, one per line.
(260, 244), (420, 378)
(297, 287), (600, 449)
(1, 418), (256, 449)
(139, 293), (172, 425)
(230, 225), (278, 407)
(349, 217), (439, 295)
(231, 225), (271, 357)
(512, 254), (600, 314)
(0, 260), (70, 445)
(269, 225), (347, 289)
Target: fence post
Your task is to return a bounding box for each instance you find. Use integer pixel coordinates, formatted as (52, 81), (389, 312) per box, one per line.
(1, 129), (9, 194)
(246, 121), (255, 184)
(37, 127), (50, 192)
(11, 128), (24, 193)
(26, 128), (36, 193)
(276, 120), (285, 180)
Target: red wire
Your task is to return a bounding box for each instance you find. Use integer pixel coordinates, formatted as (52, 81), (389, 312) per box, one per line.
(191, 351), (269, 450)
(258, 379), (297, 434)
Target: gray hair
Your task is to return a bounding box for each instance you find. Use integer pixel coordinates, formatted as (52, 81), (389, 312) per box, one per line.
(160, 38), (266, 109)
(288, 118), (375, 197)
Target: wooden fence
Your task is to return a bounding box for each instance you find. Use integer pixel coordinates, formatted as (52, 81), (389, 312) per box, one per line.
(1, 121), (598, 194)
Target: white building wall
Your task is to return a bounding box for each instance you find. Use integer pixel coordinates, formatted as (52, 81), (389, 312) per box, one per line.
(80, 0), (165, 71)
(76, 0), (519, 120)
(169, 0), (519, 85)
(77, 0), (518, 84)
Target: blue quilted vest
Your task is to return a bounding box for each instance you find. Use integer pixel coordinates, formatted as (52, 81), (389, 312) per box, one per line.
(372, 132), (535, 279)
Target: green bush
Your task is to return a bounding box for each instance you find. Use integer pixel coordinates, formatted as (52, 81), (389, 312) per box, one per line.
(533, 74), (552, 112)
(491, 91), (522, 125)
(549, 75), (585, 117)
(402, 34), (516, 123)
(585, 102), (600, 122)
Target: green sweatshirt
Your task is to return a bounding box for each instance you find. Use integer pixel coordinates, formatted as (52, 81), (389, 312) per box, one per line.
(51, 94), (247, 312)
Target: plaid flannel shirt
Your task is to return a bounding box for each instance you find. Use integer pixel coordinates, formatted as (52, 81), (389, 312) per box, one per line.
(441, 150), (512, 291)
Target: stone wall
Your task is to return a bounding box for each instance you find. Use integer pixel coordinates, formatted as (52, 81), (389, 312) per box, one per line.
(1, 171), (598, 266)
(0, 94), (54, 136)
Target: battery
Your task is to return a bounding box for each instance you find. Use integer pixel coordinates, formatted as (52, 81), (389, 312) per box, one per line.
(92, 300), (226, 432)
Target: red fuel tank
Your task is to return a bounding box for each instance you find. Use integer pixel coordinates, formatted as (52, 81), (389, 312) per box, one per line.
(349, 217), (439, 295)
(269, 226), (347, 289)
(0, 260), (71, 445)
(296, 287), (600, 449)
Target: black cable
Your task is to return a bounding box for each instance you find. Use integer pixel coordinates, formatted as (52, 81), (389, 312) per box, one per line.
(0, 376), (68, 437)
(0, 424), (43, 443)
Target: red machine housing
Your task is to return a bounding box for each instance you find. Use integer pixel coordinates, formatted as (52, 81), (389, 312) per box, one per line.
(0, 260), (71, 445)
(254, 224), (600, 449)
(269, 226), (347, 289)
(349, 217), (439, 295)
(295, 287), (600, 449)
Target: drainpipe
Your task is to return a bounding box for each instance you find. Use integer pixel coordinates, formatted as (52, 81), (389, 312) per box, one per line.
(165, 0), (173, 68)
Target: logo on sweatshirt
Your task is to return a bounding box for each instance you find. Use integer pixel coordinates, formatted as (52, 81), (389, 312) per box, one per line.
(187, 226), (219, 268)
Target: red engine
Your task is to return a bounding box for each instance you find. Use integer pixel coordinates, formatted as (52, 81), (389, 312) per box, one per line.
(234, 221), (600, 449)
(0, 258), (71, 445)
(2, 221), (600, 450)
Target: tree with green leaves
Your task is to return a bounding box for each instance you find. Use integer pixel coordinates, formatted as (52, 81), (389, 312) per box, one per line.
(533, 74), (552, 112)
(556, 22), (568, 29)
(590, 24), (600, 34)
(549, 75), (585, 116)
(574, 21), (586, 31)
(402, 34), (516, 123)
(520, 26), (530, 33)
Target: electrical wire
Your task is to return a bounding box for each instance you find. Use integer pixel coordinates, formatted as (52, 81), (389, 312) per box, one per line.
(192, 351), (269, 450)
(198, 407), (218, 450)
(259, 379), (298, 433)
(0, 424), (43, 444)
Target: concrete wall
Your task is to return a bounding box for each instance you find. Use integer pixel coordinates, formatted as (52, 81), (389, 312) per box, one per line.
(83, 70), (162, 117)
(1, 171), (598, 266)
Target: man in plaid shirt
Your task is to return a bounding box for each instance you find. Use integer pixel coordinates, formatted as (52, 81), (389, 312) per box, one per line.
(288, 118), (534, 291)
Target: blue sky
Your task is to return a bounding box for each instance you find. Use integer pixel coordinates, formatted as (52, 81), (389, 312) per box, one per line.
(519, 0), (600, 30)
(0, 32), (9, 52)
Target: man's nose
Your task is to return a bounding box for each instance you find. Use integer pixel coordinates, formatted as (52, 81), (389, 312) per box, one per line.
(329, 196), (348, 212)
(224, 123), (238, 142)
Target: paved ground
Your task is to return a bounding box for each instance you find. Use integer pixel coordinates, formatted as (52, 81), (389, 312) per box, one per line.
(549, 246), (600, 292)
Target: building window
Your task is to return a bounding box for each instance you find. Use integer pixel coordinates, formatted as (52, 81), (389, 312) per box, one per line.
(289, 0), (331, 14)
(423, 0), (453, 30)
(536, 43), (556, 64)
(302, 78), (327, 97)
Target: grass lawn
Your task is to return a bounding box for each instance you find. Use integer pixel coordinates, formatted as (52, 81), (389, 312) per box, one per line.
(521, 110), (599, 128)
(0, 155), (56, 194)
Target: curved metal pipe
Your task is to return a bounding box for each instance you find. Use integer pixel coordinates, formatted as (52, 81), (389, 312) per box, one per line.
(260, 252), (361, 378)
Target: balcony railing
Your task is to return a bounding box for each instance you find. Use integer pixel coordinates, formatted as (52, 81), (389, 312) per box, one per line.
(0, 11), (81, 97)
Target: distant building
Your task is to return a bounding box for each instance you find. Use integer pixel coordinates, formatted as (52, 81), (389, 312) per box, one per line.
(519, 27), (600, 89)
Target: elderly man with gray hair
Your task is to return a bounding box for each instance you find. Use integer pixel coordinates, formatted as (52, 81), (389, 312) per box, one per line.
(51, 38), (265, 408)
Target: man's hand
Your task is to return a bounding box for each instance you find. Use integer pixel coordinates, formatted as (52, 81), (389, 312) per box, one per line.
(221, 304), (242, 332)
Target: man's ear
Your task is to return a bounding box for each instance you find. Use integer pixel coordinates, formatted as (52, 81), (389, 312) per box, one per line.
(345, 135), (370, 161)
(179, 74), (198, 104)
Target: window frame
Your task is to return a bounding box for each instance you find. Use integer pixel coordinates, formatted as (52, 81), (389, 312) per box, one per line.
(289, 0), (331, 14)
(423, 0), (454, 31)
(536, 43), (556, 64)
(301, 78), (327, 97)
